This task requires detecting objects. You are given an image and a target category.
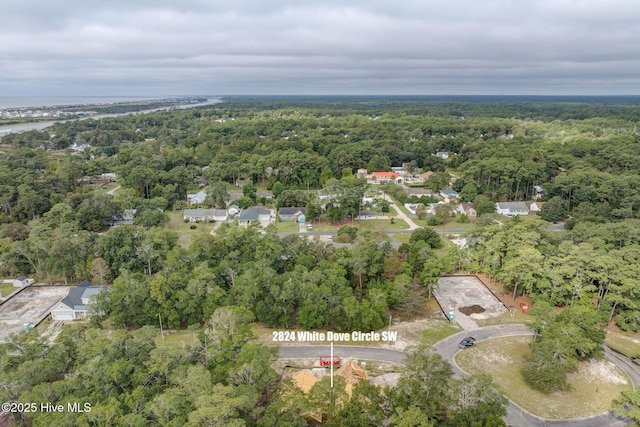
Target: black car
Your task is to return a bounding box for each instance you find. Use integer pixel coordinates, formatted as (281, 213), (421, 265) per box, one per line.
(459, 337), (476, 349)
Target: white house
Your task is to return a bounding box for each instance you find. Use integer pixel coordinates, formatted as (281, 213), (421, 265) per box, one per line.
(69, 142), (90, 152)
(496, 202), (529, 217)
(435, 151), (449, 160)
(356, 211), (378, 220)
(183, 208), (229, 223)
(187, 191), (207, 205)
(13, 277), (35, 288)
(51, 281), (106, 321)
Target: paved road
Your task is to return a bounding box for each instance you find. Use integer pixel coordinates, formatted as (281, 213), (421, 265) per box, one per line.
(277, 325), (637, 426)
(433, 325), (633, 427)
(278, 345), (405, 365)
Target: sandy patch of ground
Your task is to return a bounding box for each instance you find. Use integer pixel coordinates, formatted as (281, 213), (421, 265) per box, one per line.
(569, 359), (628, 385)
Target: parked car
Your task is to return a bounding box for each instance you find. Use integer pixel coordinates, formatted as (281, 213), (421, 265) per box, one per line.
(307, 224), (313, 230)
(459, 337), (476, 349)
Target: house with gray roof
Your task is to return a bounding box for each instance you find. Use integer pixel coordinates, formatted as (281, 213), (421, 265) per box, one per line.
(278, 207), (306, 222)
(13, 277), (34, 288)
(51, 281), (106, 321)
(496, 201), (529, 217)
(439, 188), (459, 200)
(238, 207), (272, 226)
(187, 190), (207, 205)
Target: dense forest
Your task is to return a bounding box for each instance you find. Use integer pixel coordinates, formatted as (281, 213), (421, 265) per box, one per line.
(1, 96), (639, 424)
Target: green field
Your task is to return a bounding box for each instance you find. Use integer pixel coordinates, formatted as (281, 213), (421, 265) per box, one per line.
(166, 211), (217, 244)
(156, 330), (199, 346)
(274, 221), (301, 232)
(606, 330), (640, 361)
(456, 336), (632, 419)
(358, 218), (410, 231)
(0, 282), (15, 297)
(420, 320), (462, 346)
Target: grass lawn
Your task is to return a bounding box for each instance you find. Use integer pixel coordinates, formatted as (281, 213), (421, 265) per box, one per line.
(456, 336), (632, 419)
(274, 221), (301, 232)
(0, 282), (15, 297)
(166, 211), (217, 244)
(156, 330), (199, 346)
(411, 218), (476, 231)
(420, 320), (462, 346)
(389, 233), (411, 244)
(97, 182), (120, 194)
(476, 311), (534, 327)
(606, 330), (640, 360)
(358, 219), (410, 231)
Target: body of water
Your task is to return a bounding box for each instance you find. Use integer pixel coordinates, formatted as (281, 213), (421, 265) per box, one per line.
(0, 96), (185, 110)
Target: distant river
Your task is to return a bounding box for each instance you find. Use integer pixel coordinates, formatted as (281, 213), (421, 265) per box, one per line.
(0, 96), (167, 110)
(0, 98), (222, 136)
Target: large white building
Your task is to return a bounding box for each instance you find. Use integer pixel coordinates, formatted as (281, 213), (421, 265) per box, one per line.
(496, 202), (529, 217)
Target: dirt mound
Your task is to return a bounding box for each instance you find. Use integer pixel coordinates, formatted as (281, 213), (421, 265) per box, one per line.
(459, 305), (486, 315)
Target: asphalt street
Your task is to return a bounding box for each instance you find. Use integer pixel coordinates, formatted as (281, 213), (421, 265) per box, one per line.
(277, 324), (637, 426)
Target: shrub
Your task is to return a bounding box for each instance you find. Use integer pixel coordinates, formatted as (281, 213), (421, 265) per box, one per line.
(190, 224), (197, 230)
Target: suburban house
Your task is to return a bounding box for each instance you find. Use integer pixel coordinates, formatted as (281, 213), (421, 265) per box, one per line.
(405, 187), (436, 197)
(51, 281), (106, 321)
(256, 190), (274, 199)
(356, 168), (368, 178)
(527, 201), (545, 213)
(112, 209), (136, 226)
(439, 188), (459, 201)
(279, 207), (306, 222)
(390, 167), (408, 176)
(69, 141), (90, 152)
(227, 205), (240, 218)
(404, 202), (443, 216)
(369, 172), (404, 185)
(238, 207), (273, 226)
(362, 194), (375, 204)
(13, 277), (35, 288)
(183, 208), (229, 223)
(418, 171), (435, 182)
(496, 202), (530, 217)
(356, 211), (378, 220)
(435, 151), (449, 160)
(187, 191), (207, 205)
(456, 203), (477, 219)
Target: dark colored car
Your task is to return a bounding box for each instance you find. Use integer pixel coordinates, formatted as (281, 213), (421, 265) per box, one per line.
(459, 337), (476, 349)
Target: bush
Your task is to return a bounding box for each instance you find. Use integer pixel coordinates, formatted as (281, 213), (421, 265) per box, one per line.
(456, 214), (469, 223)
(337, 225), (358, 242)
(427, 216), (445, 226)
(409, 227), (443, 249)
(190, 224), (197, 230)
(617, 310), (640, 332)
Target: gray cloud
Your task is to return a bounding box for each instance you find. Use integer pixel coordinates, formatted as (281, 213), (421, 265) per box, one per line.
(1, 0), (639, 95)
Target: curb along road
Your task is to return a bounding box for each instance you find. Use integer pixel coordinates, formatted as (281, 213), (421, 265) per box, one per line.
(277, 324), (636, 426)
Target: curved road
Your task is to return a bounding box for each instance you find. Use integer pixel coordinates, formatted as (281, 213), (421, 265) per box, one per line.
(278, 324), (637, 426)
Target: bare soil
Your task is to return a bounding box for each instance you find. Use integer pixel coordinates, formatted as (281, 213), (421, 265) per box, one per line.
(459, 304), (485, 315)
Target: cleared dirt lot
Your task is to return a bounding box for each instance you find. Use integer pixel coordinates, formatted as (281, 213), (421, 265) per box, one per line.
(0, 286), (72, 342)
(434, 276), (508, 330)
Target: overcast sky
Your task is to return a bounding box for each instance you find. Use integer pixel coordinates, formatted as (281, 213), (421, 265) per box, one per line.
(2, 0), (639, 96)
